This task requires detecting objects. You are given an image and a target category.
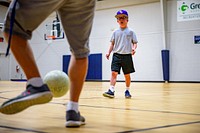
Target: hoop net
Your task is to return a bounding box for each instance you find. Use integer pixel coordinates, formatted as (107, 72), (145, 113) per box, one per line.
(47, 35), (56, 40)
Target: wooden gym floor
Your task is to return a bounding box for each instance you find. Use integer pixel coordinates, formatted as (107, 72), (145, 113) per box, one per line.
(0, 81), (200, 133)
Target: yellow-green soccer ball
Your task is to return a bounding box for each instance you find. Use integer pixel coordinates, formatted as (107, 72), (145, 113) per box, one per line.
(44, 70), (69, 97)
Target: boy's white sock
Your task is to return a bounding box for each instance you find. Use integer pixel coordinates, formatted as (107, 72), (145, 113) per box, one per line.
(109, 85), (115, 92)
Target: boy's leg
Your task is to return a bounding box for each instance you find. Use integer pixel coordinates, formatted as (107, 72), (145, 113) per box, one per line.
(103, 53), (121, 98)
(110, 71), (118, 87)
(122, 55), (135, 98)
(102, 71), (117, 98)
(124, 74), (131, 88)
(124, 74), (132, 98)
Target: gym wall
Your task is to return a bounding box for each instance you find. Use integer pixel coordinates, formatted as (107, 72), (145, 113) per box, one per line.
(0, 0), (199, 82)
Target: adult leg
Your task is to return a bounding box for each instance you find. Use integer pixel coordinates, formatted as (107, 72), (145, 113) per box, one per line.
(0, 34), (53, 115)
(68, 55), (88, 102)
(3, 33), (40, 79)
(61, 0), (95, 127)
(65, 52), (88, 127)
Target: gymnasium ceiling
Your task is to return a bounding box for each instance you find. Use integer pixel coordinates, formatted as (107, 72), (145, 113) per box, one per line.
(96, 0), (160, 10)
(0, 0), (161, 9)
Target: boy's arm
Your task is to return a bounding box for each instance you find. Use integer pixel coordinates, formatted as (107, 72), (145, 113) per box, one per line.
(132, 42), (137, 55)
(106, 41), (114, 60)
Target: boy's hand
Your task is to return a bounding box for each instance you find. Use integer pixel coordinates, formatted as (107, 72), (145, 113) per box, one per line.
(106, 53), (110, 60)
(132, 49), (136, 55)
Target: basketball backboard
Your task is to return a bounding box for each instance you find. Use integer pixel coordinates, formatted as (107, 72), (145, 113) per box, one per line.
(44, 21), (64, 40)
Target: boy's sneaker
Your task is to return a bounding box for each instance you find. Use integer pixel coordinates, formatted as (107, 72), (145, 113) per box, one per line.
(66, 110), (85, 127)
(125, 90), (132, 98)
(0, 84), (53, 115)
(103, 89), (115, 98)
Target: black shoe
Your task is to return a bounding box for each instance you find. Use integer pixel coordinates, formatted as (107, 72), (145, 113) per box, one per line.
(103, 89), (115, 98)
(125, 90), (132, 98)
(65, 110), (85, 127)
(0, 84), (53, 115)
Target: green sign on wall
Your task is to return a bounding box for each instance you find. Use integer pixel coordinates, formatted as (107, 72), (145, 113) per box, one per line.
(177, 0), (200, 22)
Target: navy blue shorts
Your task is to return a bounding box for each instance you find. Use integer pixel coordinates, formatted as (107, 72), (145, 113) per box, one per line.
(111, 53), (135, 74)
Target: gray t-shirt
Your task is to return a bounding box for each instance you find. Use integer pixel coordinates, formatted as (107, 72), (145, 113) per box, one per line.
(111, 27), (138, 54)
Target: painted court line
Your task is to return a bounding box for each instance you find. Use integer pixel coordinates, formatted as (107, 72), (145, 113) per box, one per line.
(116, 121), (200, 133)
(0, 125), (47, 133)
(80, 104), (200, 116)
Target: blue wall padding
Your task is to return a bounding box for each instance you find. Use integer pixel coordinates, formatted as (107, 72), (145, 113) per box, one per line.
(63, 53), (102, 80)
(161, 50), (170, 81)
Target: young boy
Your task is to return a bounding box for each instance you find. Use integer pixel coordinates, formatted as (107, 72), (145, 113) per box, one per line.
(103, 10), (138, 98)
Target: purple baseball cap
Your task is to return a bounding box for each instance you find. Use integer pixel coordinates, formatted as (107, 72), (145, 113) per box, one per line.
(115, 10), (128, 18)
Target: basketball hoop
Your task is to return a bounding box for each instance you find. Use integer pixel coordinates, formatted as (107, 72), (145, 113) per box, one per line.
(44, 21), (64, 41)
(47, 35), (56, 40)
(45, 35), (55, 44)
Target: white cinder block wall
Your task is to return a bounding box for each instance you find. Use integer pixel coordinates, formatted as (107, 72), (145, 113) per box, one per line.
(0, 0), (200, 82)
